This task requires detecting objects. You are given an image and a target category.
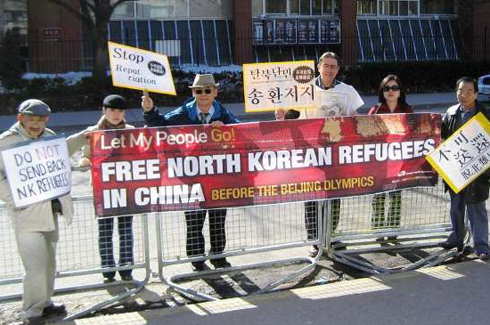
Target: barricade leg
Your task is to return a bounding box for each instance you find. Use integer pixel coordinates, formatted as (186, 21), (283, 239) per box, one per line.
(156, 202), (322, 302)
(326, 181), (462, 275)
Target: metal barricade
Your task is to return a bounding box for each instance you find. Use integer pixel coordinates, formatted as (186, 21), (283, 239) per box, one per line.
(325, 178), (459, 274)
(155, 201), (323, 301)
(0, 196), (151, 319)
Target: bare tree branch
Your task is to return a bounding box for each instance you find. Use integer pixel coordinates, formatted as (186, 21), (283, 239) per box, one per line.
(48, 0), (91, 25)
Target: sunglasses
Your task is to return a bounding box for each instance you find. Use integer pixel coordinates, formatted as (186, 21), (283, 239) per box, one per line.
(195, 89), (213, 95)
(383, 85), (400, 92)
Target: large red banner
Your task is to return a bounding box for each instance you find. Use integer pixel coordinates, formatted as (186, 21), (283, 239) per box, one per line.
(90, 113), (441, 217)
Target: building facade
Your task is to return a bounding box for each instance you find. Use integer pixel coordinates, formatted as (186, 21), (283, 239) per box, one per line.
(1, 0), (489, 72)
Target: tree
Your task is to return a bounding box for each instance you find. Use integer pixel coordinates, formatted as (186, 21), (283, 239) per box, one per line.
(48, 0), (135, 97)
(0, 31), (25, 90)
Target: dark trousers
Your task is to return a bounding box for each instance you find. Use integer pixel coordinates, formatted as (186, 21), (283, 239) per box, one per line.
(371, 191), (402, 229)
(185, 209), (227, 257)
(447, 190), (489, 254)
(98, 216), (134, 279)
(305, 199), (341, 241)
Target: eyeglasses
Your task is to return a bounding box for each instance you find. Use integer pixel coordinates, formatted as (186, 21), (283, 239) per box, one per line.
(383, 85), (400, 92)
(195, 89), (213, 95)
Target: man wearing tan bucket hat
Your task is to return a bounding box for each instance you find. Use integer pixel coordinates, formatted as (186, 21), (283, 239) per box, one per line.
(141, 74), (239, 271)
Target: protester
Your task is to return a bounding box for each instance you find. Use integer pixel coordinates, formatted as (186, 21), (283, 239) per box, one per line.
(276, 52), (364, 257)
(0, 99), (87, 325)
(368, 75), (413, 242)
(141, 74), (240, 271)
(78, 94), (135, 282)
(439, 77), (490, 260)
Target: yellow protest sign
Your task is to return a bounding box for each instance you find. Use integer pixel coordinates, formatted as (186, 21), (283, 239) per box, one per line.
(243, 61), (315, 113)
(108, 41), (176, 95)
(426, 112), (490, 193)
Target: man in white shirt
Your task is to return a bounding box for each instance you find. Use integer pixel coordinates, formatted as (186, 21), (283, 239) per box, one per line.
(276, 52), (364, 257)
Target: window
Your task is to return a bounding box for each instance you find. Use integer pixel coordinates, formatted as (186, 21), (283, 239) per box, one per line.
(358, 0), (419, 16)
(113, 2), (136, 18)
(257, 0), (337, 16)
(266, 0), (287, 15)
(399, 1), (417, 15)
(420, 0), (456, 14)
(312, 0), (322, 14)
(357, 0), (377, 14)
(290, 0), (300, 14)
(300, 0), (311, 15)
(357, 18), (460, 62)
(113, 0), (231, 19)
(380, 1), (398, 15)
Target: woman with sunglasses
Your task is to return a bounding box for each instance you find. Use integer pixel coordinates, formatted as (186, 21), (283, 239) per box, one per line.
(368, 75), (413, 242)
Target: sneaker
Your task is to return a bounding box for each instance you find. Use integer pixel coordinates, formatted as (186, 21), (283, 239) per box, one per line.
(23, 316), (46, 325)
(308, 245), (319, 257)
(191, 261), (205, 272)
(210, 258), (231, 269)
(103, 277), (116, 283)
(121, 275), (133, 281)
(478, 253), (489, 261)
(42, 303), (67, 317)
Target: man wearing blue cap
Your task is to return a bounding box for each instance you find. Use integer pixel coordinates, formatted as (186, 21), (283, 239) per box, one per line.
(0, 99), (87, 325)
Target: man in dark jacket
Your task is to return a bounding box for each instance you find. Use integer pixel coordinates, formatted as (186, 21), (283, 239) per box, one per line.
(440, 77), (490, 260)
(141, 74), (240, 271)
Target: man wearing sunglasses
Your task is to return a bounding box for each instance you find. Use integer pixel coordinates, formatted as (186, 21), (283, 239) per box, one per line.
(141, 74), (239, 271)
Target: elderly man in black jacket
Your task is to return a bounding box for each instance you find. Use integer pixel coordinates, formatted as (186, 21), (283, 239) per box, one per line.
(439, 77), (490, 260)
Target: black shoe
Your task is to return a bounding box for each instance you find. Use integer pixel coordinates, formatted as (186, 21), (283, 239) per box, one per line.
(387, 236), (398, 241)
(376, 237), (390, 247)
(23, 316), (46, 325)
(121, 275), (133, 281)
(103, 277), (116, 283)
(331, 241), (347, 250)
(308, 245), (319, 257)
(210, 258), (231, 269)
(42, 303), (67, 317)
(191, 261), (205, 272)
(439, 241), (464, 252)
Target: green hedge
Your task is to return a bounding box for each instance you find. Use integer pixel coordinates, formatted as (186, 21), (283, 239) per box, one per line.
(1, 61), (489, 115)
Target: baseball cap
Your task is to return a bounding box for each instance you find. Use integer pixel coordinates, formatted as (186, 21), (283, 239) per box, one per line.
(17, 99), (51, 116)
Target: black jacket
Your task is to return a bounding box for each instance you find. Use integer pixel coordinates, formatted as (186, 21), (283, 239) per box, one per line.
(442, 102), (490, 203)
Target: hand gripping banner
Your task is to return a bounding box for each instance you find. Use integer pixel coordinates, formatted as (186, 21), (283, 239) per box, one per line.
(90, 113), (441, 217)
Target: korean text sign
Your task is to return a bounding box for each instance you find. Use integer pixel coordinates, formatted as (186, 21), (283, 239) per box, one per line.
(243, 61), (316, 113)
(1, 136), (71, 209)
(108, 41), (176, 95)
(426, 112), (490, 193)
(90, 113), (440, 217)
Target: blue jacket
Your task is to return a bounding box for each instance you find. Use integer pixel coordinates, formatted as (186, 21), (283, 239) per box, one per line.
(144, 98), (240, 127)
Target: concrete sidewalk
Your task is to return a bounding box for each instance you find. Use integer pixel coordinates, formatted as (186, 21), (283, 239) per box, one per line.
(55, 260), (490, 325)
(0, 92), (461, 132)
